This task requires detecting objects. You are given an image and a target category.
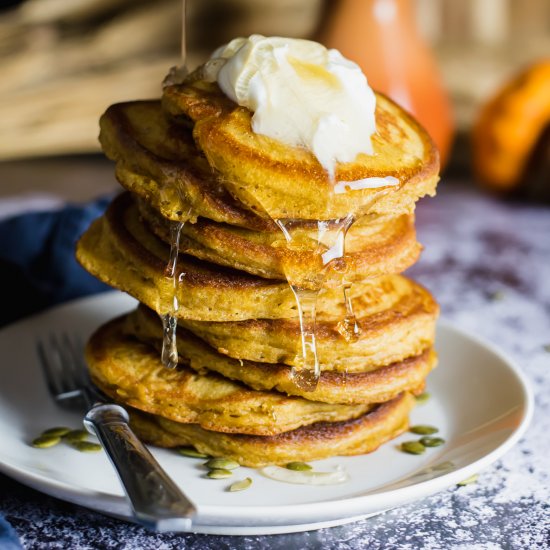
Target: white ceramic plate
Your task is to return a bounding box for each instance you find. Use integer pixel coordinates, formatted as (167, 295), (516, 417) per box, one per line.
(0, 292), (533, 535)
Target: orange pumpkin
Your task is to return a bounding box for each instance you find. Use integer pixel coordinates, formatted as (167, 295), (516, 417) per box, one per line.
(472, 60), (550, 196)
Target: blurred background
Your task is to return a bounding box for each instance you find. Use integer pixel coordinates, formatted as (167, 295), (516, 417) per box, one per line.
(0, 0), (549, 201)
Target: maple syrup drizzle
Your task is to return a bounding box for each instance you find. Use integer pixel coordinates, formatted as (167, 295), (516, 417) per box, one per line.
(287, 285), (320, 391)
(275, 215), (355, 390)
(160, 220), (184, 369)
(158, 4), (190, 368)
(338, 281), (361, 342)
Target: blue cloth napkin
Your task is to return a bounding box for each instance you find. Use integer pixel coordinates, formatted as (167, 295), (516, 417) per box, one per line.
(0, 515), (22, 550)
(0, 197), (112, 326)
(0, 196), (113, 543)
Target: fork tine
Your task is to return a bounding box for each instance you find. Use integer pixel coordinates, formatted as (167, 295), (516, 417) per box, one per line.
(61, 333), (88, 387)
(50, 333), (75, 395)
(74, 334), (88, 372)
(37, 339), (64, 397)
(43, 334), (82, 401)
(61, 334), (88, 399)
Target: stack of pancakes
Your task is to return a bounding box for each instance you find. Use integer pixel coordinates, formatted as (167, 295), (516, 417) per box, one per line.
(76, 76), (439, 467)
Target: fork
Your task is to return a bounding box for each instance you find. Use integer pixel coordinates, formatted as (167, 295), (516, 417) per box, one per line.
(37, 333), (196, 532)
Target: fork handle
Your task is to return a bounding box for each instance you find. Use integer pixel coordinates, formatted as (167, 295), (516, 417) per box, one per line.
(84, 403), (196, 532)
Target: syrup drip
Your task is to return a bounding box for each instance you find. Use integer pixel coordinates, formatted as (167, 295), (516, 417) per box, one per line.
(162, 1), (188, 88)
(161, 220), (184, 369)
(159, 2), (189, 368)
(275, 216), (354, 391)
(288, 286), (319, 391)
(338, 282), (361, 342)
(160, 0), (191, 369)
(181, 0), (187, 61)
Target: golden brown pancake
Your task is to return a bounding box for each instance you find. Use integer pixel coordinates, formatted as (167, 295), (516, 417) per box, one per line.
(137, 197), (421, 287)
(162, 79), (439, 219)
(127, 304), (436, 405)
(179, 277), (438, 371)
(76, 193), (399, 321)
(82, 43), (439, 469)
(129, 392), (415, 467)
(86, 315), (374, 436)
(99, 100), (272, 229)
(96, 100), (433, 287)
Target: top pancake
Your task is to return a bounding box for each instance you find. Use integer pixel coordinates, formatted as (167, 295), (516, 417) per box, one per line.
(99, 100), (272, 230)
(162, 79), (439, 220)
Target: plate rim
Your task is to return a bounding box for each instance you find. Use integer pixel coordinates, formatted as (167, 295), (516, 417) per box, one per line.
(0, 292), (534, 528)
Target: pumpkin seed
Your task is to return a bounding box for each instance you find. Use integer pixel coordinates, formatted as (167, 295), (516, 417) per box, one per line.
(285, 461), (313, 471)
(457, 474), (478, 486)
(489, 290), (505, 302)
(206, 469), (233, 479)
(63, 429), (89, 443)
(415, 392), (430, 404)
(42, 427), (72, 437)
(410, 425), (438, 435)
(32, 434), (61, 448)
(419, 436), (445, 447)
(204, 458), (240, 470)
(178, 447), (209, 459)
(228, 478), (252, 492)
(400, 441), (426, 454)
(71, 441), (102, 452)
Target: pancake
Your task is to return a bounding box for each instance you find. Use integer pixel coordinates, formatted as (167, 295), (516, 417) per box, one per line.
(86, 315), (374, 436)
(99, 100), (272, 230)
(127, 304), (435, 405)
(129, 392), (415, 467)
(162, 79), (439, 220)
(83, 38), (439, 469)
(137, 198), (421, 287)
(76, 192), (397, 321)
(179, 277), (438, 371)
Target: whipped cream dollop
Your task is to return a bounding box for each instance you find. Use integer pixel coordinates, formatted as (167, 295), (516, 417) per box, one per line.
(202, 35), (377, 179)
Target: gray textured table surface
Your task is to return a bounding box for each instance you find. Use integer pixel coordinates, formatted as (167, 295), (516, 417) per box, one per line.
(1, 181), (549, 549)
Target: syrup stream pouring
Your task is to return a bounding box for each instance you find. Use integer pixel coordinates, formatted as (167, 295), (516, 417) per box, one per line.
(159, 0), (189, 368)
